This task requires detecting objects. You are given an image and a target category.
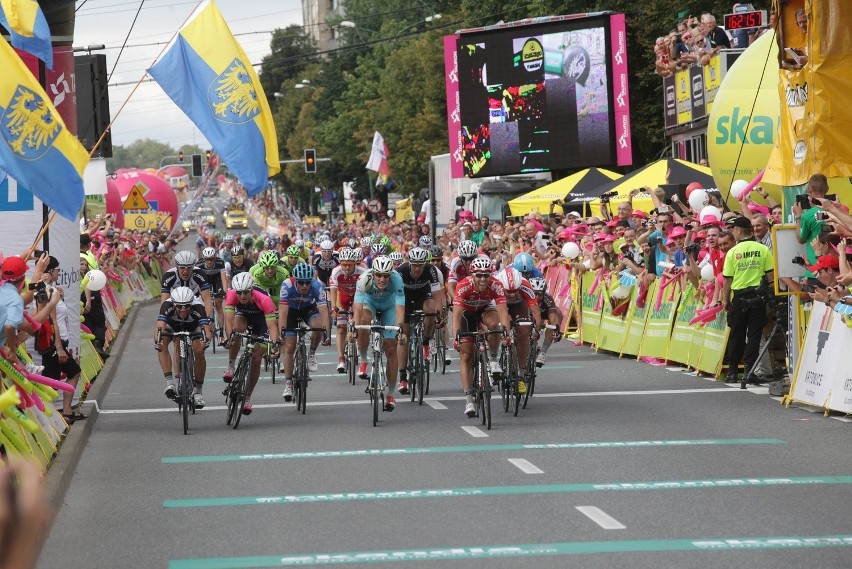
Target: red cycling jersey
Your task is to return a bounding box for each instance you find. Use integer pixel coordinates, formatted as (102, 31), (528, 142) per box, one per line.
(504, 278), (538, 307)
(453, 275), (507, 311)
(329, 265), (366, 305)
(448, 254), (490, 284)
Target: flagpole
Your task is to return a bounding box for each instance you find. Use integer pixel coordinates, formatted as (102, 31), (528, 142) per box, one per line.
(29, 0), (208, 256)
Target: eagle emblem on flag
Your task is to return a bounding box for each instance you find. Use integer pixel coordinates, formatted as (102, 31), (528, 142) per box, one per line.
(209, 59), (259, 124)
(1, 85), (60, 159)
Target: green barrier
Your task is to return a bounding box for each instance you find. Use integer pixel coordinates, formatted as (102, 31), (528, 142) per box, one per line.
(695, 310), (729, 376)
(667, 286), (699, 365)
(621, 282), (653, 357)
(637, 285), (679, 360)
(596, 275), (629, 354)
(579, 271), (602, 345)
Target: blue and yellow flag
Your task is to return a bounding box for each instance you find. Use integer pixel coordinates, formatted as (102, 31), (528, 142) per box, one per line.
(0, 38), (87, 220)
(148, 0), (279, 195)
(0, 0), (53, 69)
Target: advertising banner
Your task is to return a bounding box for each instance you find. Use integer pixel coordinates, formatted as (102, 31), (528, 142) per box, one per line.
(638, 285), (678, 360)
(703, 52), (723, 115)
(663, 75), (677, 130)
(667, 291), (699, 365)
(689, 65), (706, 123)
(695, 310), (729, 375)
(675, 69), (692, 125)
(621, 282), (653, 357)
(579, 271), (601, 345)
(596, 279), (629, 354)
(609, 13), (633, 166)
(790, 302), (844, 410)
(443, 34), (464, 179)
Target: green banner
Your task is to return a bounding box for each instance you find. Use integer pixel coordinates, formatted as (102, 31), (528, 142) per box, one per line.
(579, 271), (601, 345)
(695, 310), (729, 376)
(597, 276), (629, 354)
(667, 287), (698, 365)
(638, 282), (679, 360)
(621, 281), (652, 356)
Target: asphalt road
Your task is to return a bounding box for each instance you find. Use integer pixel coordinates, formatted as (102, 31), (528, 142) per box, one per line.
(37, 293), (852, 568)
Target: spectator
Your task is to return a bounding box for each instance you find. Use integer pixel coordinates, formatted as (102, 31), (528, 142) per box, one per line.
(702, 13), (731, 52)
(0, 458), (53, 569)
(792, 173), (829, 282)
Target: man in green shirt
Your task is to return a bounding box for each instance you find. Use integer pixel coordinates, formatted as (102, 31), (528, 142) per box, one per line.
(792, 173), (828, 280)
(469, 218), (486, 246)
(721, 216), (774, 384)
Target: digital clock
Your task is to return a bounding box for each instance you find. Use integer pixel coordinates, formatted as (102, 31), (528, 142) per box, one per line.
(723, 10), (767, 30)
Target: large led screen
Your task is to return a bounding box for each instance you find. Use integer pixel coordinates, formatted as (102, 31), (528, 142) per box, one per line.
(447, 14), (631, 178)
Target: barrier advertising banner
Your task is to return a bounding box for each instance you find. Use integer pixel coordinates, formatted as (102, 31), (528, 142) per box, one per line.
(667, 290), (699, 364)
(695, 310), (729, 376)
(579, 271), (601, 345)
(790, 302), (849, 412)
(621, 283), (651, 357)
(638, 287), (678, 360)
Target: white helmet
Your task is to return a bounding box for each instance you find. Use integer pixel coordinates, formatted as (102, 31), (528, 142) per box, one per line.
(338, 247), (356, 262)
(372, 256), (394, 274)
(170, 286), (195, 305)
(497, 267), (523, 292)
(360, 237), (372, 248)
(389, 251), (404, 263)
(529, 277), (547, 291)
(201, 247), (217, 259)
(353, 248), (364, 261)
(470, 257), (492, 273)
(174, 250), (197, 266)
(418, 236), (433, 248)
(231, 272), (254, 291)
(408, 247), (429, 263)
(294, 239), (305, 249)
(320, 239), (334, 251)
(458, 240), (478, 259)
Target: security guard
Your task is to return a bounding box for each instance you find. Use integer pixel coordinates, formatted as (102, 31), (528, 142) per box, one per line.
(721, 216), (774, 383)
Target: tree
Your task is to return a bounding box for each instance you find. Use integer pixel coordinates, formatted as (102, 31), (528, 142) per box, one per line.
(258, 26), (316, 101)
(106, 138), (174, 172)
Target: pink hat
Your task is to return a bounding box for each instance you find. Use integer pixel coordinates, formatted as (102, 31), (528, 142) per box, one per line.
(593, 232), (609, 242)
(606, 220), (618, 228)
(668, 226), (688, 239)
(829, 242), (852, 256)
(601, 234), (617, 243)
(569, 224), (589, 235)
(747, 203), (770, 216)
(631, 209), (648, 219)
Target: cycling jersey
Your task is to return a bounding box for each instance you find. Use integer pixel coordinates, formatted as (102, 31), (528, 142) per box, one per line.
(448, 254), (489, 284)
(249, 264), (289, 303)
(195, 258), (226, 294)
(224, 286), (277, 331)
(225, 260), (251, 278)
(354, 270), (405, 307)
(504, 278), (538, 308)
(160, 268), (211, 297)
(537, 291), (558, 313)
(312, 252), (340, 285)
(434, 261), (450, 283)
(279, 276), (327, 311)
(397, 263), (442, 295)
(218, 245), (232, 264)
(452, 275), (507, 312)
(329, 265), (366, 301)
(158, 299), (209, 333)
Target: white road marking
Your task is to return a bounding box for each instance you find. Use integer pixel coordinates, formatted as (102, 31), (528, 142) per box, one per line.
(508, 458), (543, 474)
(461, 426), (488, 438)
(425, 400), (447, 410)
(830, 416), (852, 423)
(576, 506), (626, 529)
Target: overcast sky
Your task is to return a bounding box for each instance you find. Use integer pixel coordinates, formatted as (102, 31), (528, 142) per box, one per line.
(72, 0), (303, 150)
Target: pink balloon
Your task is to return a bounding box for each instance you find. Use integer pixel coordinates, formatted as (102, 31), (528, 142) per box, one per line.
(739, 168), (765, 199)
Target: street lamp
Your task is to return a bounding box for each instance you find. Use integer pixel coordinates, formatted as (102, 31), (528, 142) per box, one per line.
(394, 14), (442, 38)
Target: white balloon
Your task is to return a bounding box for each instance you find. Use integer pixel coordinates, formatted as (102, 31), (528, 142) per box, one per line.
(561, 242), (580, 259)
(730, 179), (749, 199)
(85, 269), (107, 291)
(700, 264), (715, 281)
(387, 210), (395, 218)
(582, 259), (592, 270)
(699, 205), (722, 224)
(611, 285), (631, 299)
(688, 189), (709, 211)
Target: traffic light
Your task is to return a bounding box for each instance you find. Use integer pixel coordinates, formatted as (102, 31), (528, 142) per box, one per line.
(191, 154), (203, 177)
(178, 151), (184, 162)
(304, 148), (317, 173)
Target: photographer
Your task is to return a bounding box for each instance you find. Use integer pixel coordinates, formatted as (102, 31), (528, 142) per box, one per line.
(792, 174), (829, 282)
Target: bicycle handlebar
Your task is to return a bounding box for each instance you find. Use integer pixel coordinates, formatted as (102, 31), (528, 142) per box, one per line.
(354, 324), (400, 332)
(456, 329), (505, 338)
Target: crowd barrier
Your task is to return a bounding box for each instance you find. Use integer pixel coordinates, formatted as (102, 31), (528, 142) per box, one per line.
(543, 266), (730, 376)
(0, 262), (163, 472)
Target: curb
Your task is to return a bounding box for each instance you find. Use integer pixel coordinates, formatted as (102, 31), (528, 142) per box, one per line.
(43, 298), (156, 510)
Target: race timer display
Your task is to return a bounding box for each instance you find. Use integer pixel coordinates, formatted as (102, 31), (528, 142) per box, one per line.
(723, 10), (767, 30)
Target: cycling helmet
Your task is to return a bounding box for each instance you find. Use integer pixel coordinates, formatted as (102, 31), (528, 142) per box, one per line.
(170, 286), (195, 305)
(457, 240), (478, 259)
(346, 238), (357, 249)
(201, 247), (217, 259)
(360, 236), (373, 248)
(294, 239), (305, 249)
(370, 243), (387, 257)
(353, 248), (364, 261)
(243, 236), (253, 248)
(418, 236), (433, 248)
(497, 267), (523, 292)
(258, 250), (278, 268)
(372, 256), (394, 274)
(264, 236), (277, 249)
(470, 257), (492, 273)
(231, 272), (254, 291)
(389, 251), (404, 263)
(174, 251), (197, 266)
(223, 234), (234, 242)
(529, 277), (547, 292)
(408, 247), (429, 264)
(230, 245), (245, 256)
(292, 263), (314, 281)
(320, 239), (334, 251)
(304, 240), (313, 250)
(380, 236), (393, 250)
(430, 244), (443, 259)
(339, 247), (356, 262)
(285, 245), (301, 257)
(512, 253), (535, 275)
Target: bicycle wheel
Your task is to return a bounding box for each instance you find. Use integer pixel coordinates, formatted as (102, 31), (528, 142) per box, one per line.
(480, 352), (492, 430)
(271, 355), (277, 384)
(296, 342), (307, 413)
(409, 341), (419, 403)
(420, 352), (428, 405)
(509, 345), (521, 417)
(231, 357), (250, 429)
(371, 372), (379, 427)
(523, 349), (535, 409)
(179, 350), (191, 435)
(347, 343), (358, 385)
(440, 340), (448, 375)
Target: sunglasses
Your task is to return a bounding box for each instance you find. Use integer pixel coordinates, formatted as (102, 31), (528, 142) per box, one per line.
(296, 280), (312, 286)
(374, 273), (391, 279)
(474, 273), (491, 279)
(236, 291), (252, 296)
(174, 303), (191, 309)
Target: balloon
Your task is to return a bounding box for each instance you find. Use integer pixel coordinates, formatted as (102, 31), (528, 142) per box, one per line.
(730, 179), (749, 199)
(561, 242), (580, 259)
(685, 182), (703, 198)
(85, 270), (107, 291)
(387, 210), (395, 219)
(582, 259), (592, 270)
(700, 264), (715, 281)
(739, 168), (765, 199)
(688, 189), (709, 211)
(611, 285), (631, 299)
(699, 205), (722, 224)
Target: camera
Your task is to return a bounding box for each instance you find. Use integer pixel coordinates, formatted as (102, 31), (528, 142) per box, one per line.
(801, 283), (816, 294)
(792, 256), (807, 266)
(684, 243), (701, 259)
(600, 191), (618, 205)
(814, 211), (829, 221)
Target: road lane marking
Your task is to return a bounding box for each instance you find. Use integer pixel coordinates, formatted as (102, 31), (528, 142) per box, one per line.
(169, 535), (852, 567)
(576, 506), (626, 529)
(425, 400), (447, 409)
(161, 439), (784, 464)
(461, 426), (488, 438)
(162, 475), (852, 509)
(508, 458), (543, 474)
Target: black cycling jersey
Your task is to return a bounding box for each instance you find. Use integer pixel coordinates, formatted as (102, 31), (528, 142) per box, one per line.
(538, 291), (558, 313)
(397, 262), (442, 295)
(158, 299), (209, 332)
(312, 252), (340, 285)
(195, 258), (225, 291)
(160, 268), (210, 297)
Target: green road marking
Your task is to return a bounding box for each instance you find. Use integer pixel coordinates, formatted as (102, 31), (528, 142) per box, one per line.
(163, 475), (852, 509)
(169, 535), (852, 568)
(162, 439), (784, 464)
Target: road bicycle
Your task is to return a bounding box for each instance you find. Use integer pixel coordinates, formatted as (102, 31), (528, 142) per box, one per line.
(338, 309), (359, 385)
(286, 322), (326, 414)
(157, 329), (203, 435)
(499, 319), (534, 417)
(457, 328), (504, 430)
(406, 311), (437, 405)
(354, 320), (400, 426)
(224, 331), (274, 429)
(262, 341), (279, 384)
(525, 323), (557, 408)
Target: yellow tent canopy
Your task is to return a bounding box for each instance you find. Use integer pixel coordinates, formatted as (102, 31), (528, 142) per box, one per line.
(508, 168), (621, 216)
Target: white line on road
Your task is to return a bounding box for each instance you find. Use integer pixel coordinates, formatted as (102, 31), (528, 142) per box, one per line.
(508, 458), (543, 474)
(576, 506), (626, 529)
(426, 400), (447, 410)
(461, 426), (488, 438)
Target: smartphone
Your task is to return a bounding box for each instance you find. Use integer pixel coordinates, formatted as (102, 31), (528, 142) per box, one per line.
(795, 194), (811, 209)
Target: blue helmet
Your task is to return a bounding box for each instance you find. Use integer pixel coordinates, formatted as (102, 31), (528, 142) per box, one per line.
(292, 263), (314, 281)
(512, 253), (535, 275)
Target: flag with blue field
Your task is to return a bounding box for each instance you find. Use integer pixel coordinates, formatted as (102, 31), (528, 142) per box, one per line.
(148, 0), (280, 195)
(0, 0), (53, 69)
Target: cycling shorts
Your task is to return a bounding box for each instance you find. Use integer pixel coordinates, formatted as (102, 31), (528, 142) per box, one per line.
(284, 306), (321, 337)
(360, 299), (398, 339)
(404, 291), (432, 318)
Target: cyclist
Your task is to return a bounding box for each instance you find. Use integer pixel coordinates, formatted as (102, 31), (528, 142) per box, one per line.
(453, 257), (511, 418)
(293, 239), (311, 262)
(160, 251), (214, 339)
(430, 244), (453, 367)
(312, 239), (340, 286)
(529, 276), (563, 366)
(250, 250), (289, 303)
(388, 250), (404, 270)
(358, 236), (373, 260)
(352, 256), (407, 411)
(155, 287), (209, 408)
(329, 247), (367, 373)
(363, 242), (387, 268)
(278, 263), (331, 401)
(418, 236), (433, 250)
(219, 234), (235, 263)
(396, 247), (445, 395)
(447, 240), (482, 300)
(281, 245), (303, 274)
(496, 266), (540, 394)
(196, 247), (227, 344)
(222, 272), (280, 415)
(223, 245), (251, 290)
(512, 252), (543, 280)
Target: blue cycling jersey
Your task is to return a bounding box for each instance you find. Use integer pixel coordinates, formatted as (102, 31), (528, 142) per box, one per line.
(354, 270), (405, 307)
(279, 276), (326, 310)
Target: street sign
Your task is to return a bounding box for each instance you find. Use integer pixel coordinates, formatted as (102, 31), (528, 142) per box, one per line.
(367, 198), (382, 213)
(123, 184), (150, 211)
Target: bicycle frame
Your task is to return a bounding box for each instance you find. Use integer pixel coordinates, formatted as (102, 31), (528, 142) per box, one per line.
(354, 321), (399, 426)
(285, 322), (326, 415)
